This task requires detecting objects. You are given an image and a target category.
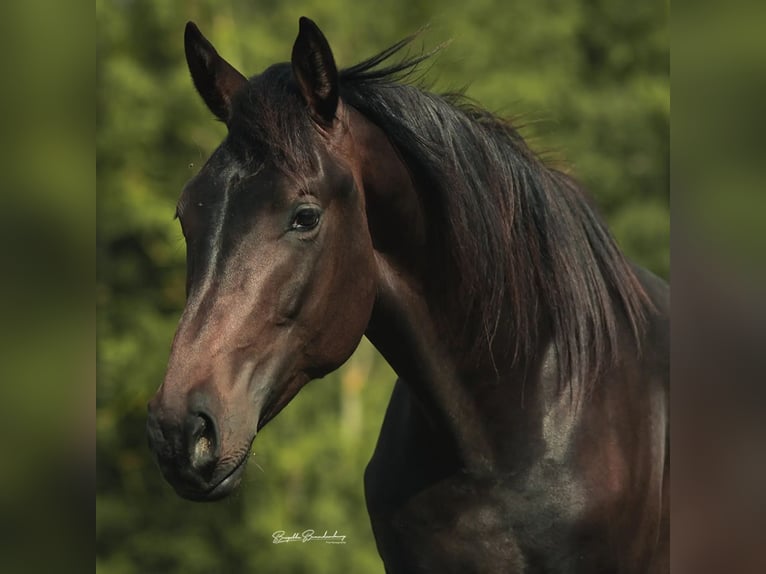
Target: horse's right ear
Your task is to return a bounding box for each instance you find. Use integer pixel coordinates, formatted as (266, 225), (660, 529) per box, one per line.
(184, 22), (248, 124)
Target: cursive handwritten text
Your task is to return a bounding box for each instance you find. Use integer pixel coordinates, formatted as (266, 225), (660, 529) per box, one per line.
(272, 529), (347, 544)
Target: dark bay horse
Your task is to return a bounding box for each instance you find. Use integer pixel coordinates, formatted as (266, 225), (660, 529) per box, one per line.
(147, 17), (669, 573)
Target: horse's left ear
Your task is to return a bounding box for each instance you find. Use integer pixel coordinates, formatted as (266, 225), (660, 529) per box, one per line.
(291, 17), (339, 124)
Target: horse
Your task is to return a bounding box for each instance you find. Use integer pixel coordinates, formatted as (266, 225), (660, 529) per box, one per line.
(146, 17), (669, 573)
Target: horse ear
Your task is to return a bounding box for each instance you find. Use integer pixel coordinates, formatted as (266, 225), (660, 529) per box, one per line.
(291, 17), (339, 124)
(184, 21), (248, 123)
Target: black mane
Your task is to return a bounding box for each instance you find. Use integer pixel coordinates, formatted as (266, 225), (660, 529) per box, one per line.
(232, 35), (650, 391)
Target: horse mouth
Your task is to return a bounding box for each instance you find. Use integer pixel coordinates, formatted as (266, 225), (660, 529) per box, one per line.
(175, 450), (250, 502)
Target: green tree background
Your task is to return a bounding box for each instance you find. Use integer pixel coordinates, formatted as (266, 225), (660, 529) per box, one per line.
(96, 0), (668, 572)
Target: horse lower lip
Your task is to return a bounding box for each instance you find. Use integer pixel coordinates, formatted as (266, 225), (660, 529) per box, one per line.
(205, 464), (245, 499)
(207, 455), (248, 497)
(176, 454), (248, 502)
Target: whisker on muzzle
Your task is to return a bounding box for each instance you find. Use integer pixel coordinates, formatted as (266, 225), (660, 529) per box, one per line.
(250, 451), (265, 473)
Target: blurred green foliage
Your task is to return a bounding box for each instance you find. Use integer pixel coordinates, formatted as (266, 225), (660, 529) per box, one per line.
(0, 1), (91, 571)
(96, 0), (668, 572)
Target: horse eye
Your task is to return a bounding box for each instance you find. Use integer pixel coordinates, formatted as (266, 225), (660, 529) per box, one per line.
(291, 206), (321, 231)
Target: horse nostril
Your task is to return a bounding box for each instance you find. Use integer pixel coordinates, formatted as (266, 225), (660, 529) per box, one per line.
(188, 412), (218, 471)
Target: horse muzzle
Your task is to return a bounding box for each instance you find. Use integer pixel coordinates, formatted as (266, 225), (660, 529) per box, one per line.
(146, 392), (253, 501)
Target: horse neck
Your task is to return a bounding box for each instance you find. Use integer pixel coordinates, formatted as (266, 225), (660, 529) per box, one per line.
(346, 106), (537, 474)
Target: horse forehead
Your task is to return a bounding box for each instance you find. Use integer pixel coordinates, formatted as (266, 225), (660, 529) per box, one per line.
(181, 149), (243, 199)
(192, 147), (292, 207)
(206, 144), (257, 184)
(188, 132), (352, 206)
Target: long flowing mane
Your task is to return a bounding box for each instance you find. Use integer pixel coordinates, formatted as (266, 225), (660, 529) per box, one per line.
(338, 36), (650, 389)
(231, 34), (650, 391)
